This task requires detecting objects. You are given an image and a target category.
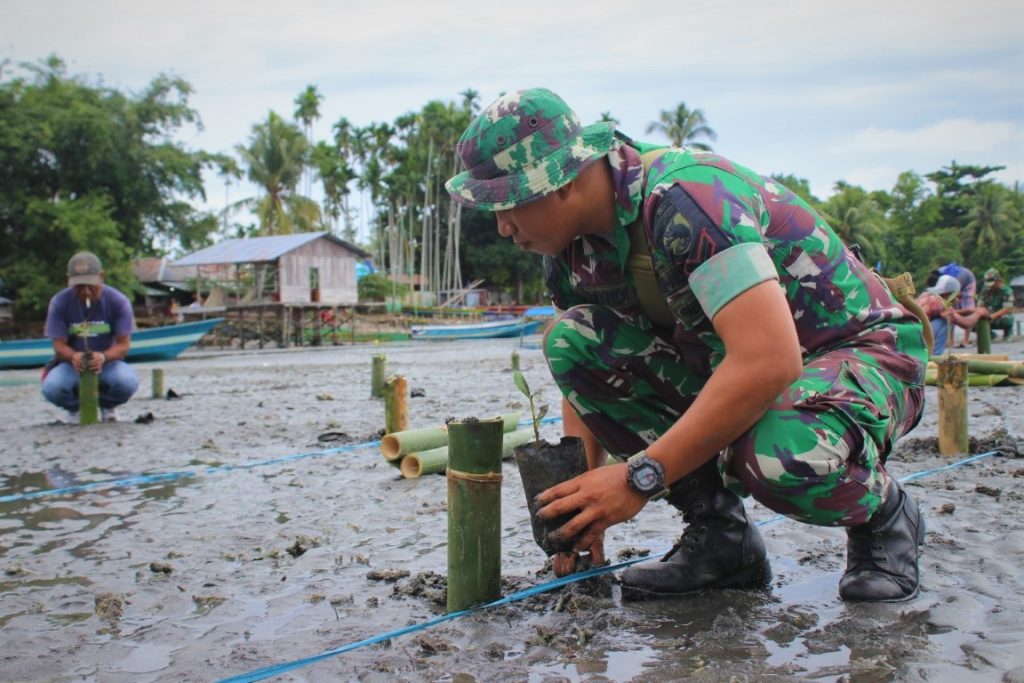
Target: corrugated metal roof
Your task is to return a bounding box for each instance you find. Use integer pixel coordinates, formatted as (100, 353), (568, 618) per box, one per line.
(173, 232), (369, 266)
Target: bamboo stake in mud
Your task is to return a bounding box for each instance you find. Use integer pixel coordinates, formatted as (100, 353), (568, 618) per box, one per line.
(151, 368), (165, 399)
(510, 350), (520, 372)
(937, 357), (969, 455)
(370, 354), (386, 398)
(79, 353), (99, 425)
(974, 317), (991, 355)
(447, 417), (503, 613)
(383, 375), (408, 439)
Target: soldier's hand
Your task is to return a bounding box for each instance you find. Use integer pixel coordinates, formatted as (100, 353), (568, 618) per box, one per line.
(551, 536), (605, 577)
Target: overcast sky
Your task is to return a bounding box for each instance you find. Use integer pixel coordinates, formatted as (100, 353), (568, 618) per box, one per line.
(4, 0), (1023, 242)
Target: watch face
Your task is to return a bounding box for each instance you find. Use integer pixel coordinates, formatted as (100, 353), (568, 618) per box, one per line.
(632, 463), (661, 492)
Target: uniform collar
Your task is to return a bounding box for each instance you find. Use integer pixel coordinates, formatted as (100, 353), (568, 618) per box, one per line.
(606, 136), (645, 229)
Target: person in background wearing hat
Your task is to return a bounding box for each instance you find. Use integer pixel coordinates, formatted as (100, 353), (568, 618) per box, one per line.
(41, 252), (139, 423)
(979, 268), (1015, 341)
(446, 88), (928, 603)
(935, 262), (978, 347)
(916, 274), (985, 354)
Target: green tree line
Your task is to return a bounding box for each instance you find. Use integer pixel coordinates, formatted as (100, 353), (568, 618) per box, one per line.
(2, 57), (1022, 320)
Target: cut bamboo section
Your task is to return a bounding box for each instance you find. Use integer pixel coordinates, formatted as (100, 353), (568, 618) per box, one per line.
(380, 411), (521, 462)
(383, 375), (408, 435)
(930, 354), (1010, 363)
(937, 357), (968, 455)
(151, 368), (164, 399)
(79, 357), (99, 425)
(401, 429), (533, 479)
(975, 318), (992, 354)
(447, 417), (503, 613)
(370, 354), (386, 398)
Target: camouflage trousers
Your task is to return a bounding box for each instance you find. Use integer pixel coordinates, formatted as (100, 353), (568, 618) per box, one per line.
(544, 305), (927, 527)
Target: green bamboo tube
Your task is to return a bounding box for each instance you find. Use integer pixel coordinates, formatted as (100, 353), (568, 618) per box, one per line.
(401, 429), (533, 479)
(926, 371), (1015, 387)
(370, 354), (386, 398)
(937, 357), (968, 455)
(447, 417), (503, 612)
(79, 356), (99, 426)
(383, 376), (409, 468)
(151, 368), (165, 399)
(380, 411), (522, 462)
(975, 318), (992, 354)
(930, 354), (1009, 363)
(961, 359), (1024, 378)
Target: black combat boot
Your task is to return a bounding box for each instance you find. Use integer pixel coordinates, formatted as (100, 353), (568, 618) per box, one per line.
(620, 460), (772, 600)
(839, 478), (925, 602)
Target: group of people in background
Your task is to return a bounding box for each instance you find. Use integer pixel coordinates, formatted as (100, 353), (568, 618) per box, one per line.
(918, 262), (1017, 355)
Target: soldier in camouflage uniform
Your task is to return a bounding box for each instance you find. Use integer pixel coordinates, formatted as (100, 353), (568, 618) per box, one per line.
(980, 268), (1015, 340)
(446, 88), (928, 603)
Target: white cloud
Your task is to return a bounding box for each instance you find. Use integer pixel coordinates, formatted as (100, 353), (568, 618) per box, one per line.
(843, 118), (1022, 155)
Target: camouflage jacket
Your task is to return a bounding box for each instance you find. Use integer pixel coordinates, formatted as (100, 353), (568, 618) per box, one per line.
(544, 133), (925, 380)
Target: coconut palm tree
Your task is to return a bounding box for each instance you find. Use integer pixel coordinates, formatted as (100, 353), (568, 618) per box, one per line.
(964, 182), (1017, 261)
(646, 102), (717, 150)
(234, 111), (320, 235)
(294, 85), (322, 197)
(822, 181), (888, 263)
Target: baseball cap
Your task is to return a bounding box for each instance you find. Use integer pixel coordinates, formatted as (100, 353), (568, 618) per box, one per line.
(926, 274), (961, 299)
(983, 268), (1000, 284)
(67, 252), (103, 286)
(445, 88), (615, 211)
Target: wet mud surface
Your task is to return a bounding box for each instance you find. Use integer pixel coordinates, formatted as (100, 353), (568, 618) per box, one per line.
(1, 338), (1023, 682)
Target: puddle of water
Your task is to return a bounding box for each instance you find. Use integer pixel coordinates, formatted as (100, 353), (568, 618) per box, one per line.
(112, 642), (176, 674)
(525, 645), (659, 682)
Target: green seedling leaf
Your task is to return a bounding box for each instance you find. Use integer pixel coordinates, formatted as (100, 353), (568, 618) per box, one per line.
(513, 369), (531, 398)
(536, 404), (549, 422)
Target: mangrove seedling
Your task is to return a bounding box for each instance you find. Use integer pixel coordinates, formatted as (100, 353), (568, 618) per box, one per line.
(513, 369), (548, 444)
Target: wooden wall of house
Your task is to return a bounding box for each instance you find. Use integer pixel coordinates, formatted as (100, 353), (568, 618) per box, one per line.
(277, 238), (360, 304)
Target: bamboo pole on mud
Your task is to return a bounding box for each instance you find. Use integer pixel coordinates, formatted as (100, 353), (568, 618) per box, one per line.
(379, 412), (522, 463)
(151, 368), (165, 399)
(370, 354), (386, 398)
(510, 350), (520, 372)
(401, 429), (533, 479)
(79, 357), (99, 425)
(975, 318), (992, 354)
(937, 357), (969, 455)
(446, 417), (503, 612)
(383, 375), (408, 464)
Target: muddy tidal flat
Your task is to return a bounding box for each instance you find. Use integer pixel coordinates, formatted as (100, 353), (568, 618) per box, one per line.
(1, 336), (1023, 682)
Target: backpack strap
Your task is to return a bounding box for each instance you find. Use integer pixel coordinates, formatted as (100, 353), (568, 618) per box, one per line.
(626, 149), (676, 329)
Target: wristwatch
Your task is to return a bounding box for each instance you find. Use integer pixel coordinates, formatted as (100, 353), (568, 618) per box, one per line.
(626, 451), (669, 500)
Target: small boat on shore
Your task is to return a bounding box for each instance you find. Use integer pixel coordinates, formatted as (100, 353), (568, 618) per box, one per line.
(0, 318), (225, 370)
(410, 318), (544, 341)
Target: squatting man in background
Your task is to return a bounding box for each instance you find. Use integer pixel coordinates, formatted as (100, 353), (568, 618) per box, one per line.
(42, 252), (139, 423)
(446, 88), (928, 603)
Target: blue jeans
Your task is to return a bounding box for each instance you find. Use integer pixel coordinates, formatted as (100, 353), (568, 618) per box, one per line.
(41, 361), (139, 411)
(930, 317), (951, 354)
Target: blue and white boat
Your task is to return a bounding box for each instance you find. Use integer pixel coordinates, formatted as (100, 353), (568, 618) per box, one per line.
(0, 318), (225, 370)
(410, 317), (544, 341)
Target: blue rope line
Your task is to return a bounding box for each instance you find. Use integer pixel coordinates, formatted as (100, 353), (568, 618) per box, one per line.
(0, 441), (380, 504)
(0, 417), (558, 505)
(216, 449), (1000, 682)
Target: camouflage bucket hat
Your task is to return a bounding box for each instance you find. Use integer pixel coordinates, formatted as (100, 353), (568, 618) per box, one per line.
(984, 267), (1000, 284)
(445, 88), (614, 211)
